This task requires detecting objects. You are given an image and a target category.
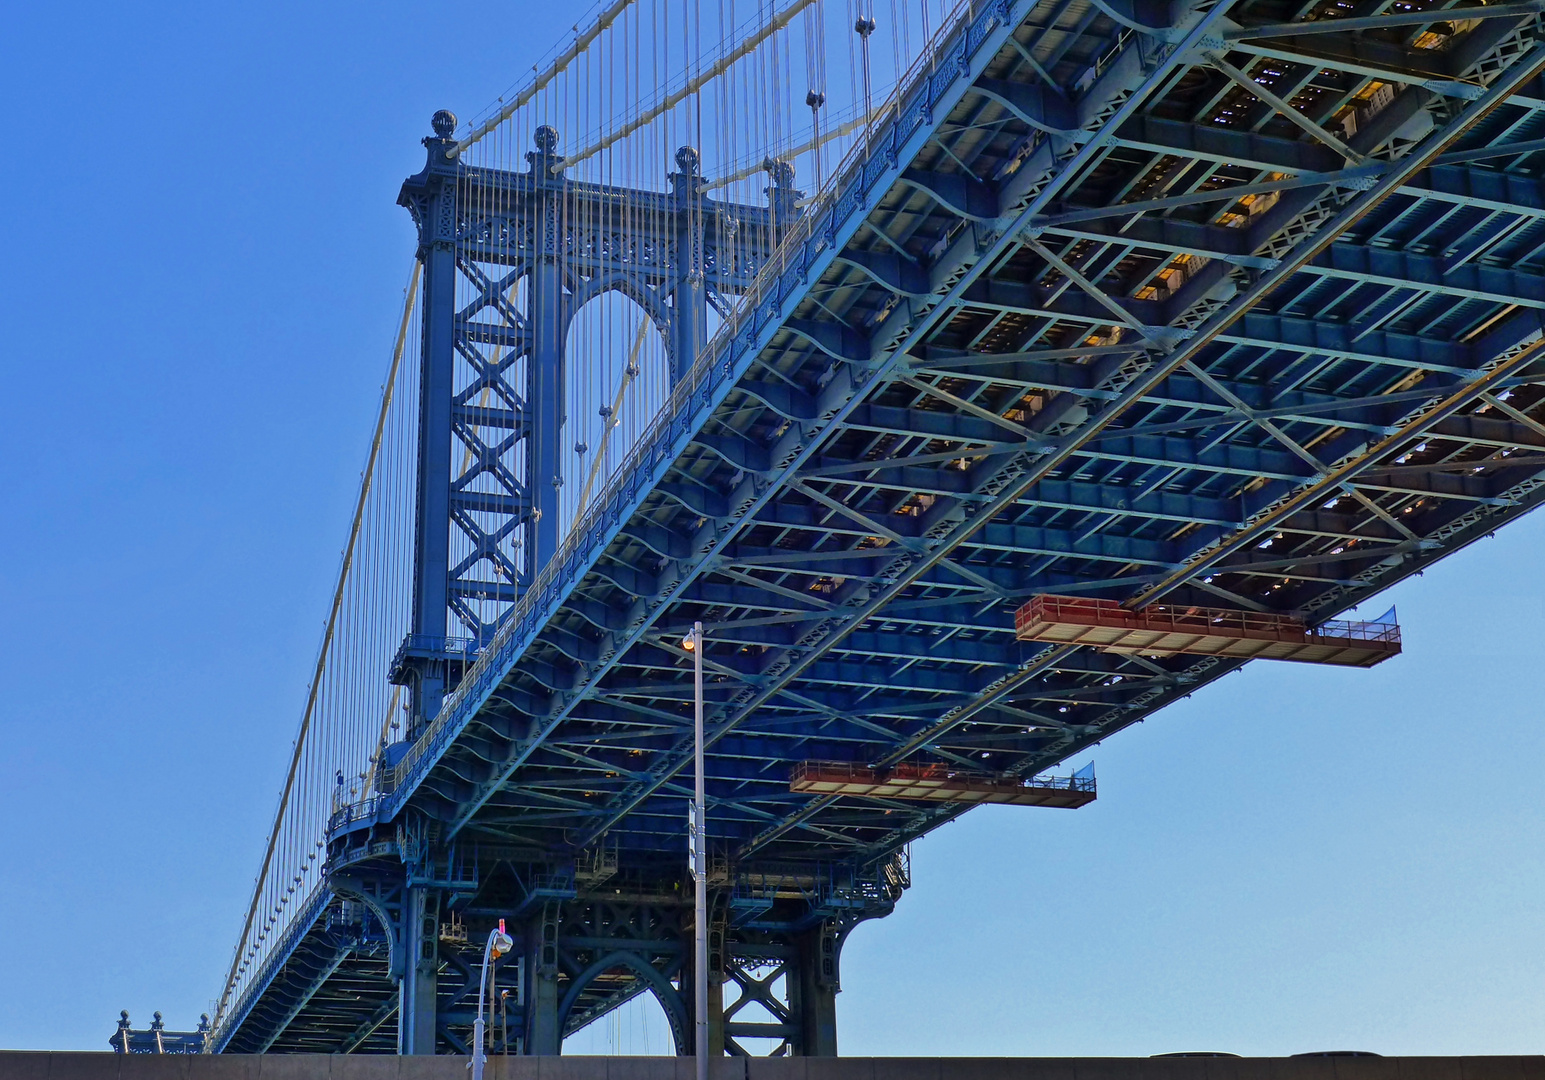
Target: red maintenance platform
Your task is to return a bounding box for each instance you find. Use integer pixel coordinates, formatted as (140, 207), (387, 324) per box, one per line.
(1013, 595), (1401, 668)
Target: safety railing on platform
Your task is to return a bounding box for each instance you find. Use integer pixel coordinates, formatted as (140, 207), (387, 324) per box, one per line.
(329, 792), (387, 834)
(1308, 617), (1403, 644)
(1015, 595), (1400, 644)
(791, 759), (1097, 793)
(1014, 594), (1402, 667)
(789, 759), (1098, 807)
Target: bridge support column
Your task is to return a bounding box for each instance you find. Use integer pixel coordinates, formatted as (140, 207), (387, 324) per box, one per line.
(792, 921), (841, 1056)
(398, 886), (440, 1054)
(528, 128), (568, 577)
(669, 147), (707, 385)
(707, 979), (726, 1058)
(396, 109), (462, 738)
(522, 903), (562, 1054)
(684, 905), (726, 1057)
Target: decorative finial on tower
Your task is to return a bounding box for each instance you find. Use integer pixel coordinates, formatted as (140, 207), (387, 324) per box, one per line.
(529, 126), (565, 177)
(764, 157), (803, 219)
(671, 146), (705, 200)
(763, 157), (796, 189)
(431, 110), (457, 139)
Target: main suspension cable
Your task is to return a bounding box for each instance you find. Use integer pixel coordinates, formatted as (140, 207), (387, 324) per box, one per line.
(561, 0), (821, 172)
(452, 0), (635, 157)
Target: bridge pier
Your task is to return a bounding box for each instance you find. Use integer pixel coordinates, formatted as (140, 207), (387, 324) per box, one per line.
(398, 886), (440, 1055)
(522, 902), (563, 1055)
(681, 903), (725, 1058)
(344, 863), (884, 1056)
(791, 923), (841, 1057)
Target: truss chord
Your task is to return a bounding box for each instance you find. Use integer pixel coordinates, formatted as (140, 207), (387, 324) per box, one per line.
(739, 27), (1545, 859)
(1224, 1), (1545, 40)
(1134, 335), (1545, 606)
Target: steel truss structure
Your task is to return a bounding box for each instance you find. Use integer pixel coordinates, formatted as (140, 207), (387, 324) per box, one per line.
(215, 0), (1545, 1059)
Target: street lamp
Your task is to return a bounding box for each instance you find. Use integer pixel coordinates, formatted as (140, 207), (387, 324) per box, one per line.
(683, 621), (708, 1080)
(473, 919), (514, 1080)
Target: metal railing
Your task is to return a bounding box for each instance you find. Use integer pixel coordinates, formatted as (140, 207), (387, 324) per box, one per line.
(328, 792), (386, 834)
(1312, 617), (1402, 644)
(215, 884), (333, 1050)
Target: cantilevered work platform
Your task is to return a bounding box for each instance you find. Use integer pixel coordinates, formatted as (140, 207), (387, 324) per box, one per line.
(790, 761), (1097, 807)
(1015, 596), (1401, 667)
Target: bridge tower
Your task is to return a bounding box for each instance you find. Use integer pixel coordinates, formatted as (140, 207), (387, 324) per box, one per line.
(366, 112), (873, 1057)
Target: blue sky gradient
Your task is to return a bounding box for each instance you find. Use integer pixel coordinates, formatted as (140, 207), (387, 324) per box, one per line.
(1, 0), (1540, 1057)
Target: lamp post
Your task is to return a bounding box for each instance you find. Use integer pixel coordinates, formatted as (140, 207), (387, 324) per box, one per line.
(683, 621), (707, 1080)
(473, 920), (514, 1080)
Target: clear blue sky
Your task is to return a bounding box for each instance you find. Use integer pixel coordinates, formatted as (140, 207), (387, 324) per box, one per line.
(2, 0), (1542, 1058)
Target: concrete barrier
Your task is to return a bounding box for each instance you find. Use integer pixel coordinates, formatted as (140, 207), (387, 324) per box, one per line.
(3, 1056), (1540, 1080)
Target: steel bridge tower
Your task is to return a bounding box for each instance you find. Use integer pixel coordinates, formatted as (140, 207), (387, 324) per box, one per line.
(351, 110), (873, 1057)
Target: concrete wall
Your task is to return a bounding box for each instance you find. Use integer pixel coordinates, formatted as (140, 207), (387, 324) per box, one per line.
(2, 1056), (1541, 1080)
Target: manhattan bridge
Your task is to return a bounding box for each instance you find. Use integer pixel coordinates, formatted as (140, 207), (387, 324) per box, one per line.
(128, 0), (1545, 1059)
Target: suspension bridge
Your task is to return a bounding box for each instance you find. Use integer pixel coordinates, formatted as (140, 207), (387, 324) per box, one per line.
(126, 0), (1545, 1059)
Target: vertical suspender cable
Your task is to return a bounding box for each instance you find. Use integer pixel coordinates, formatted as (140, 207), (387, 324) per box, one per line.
(213, 260), (422, 1033)
(453, 0), (636, 157)
(562, 0), (822, 171)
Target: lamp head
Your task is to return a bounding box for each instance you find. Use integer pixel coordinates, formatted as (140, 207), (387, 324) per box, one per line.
(490, 919), (513, 959)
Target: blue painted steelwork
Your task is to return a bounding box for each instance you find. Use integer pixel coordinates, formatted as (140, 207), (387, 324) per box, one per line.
(111, 1012), (210, 1054)
(214, 0), (1545, 1059)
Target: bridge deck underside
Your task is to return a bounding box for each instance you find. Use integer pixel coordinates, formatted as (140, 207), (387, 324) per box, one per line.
(229, 0), (1545, 1052)
(221, 902), (398, 1054)
(396, 0), (1545, 868)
